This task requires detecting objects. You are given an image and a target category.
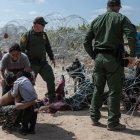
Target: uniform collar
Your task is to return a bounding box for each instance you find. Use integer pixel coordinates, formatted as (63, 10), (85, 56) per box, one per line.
(107, 8), (116, 12)
(31, 28), (43, 35)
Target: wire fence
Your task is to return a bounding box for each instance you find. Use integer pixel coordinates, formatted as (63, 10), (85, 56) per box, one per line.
(0, 13), (139, 127)
(61, 64), (140, 114)
(0, 13), (88, 57)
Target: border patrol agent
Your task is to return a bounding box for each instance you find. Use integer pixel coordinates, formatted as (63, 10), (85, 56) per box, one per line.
(84, 0), (136, 131)
(20, 16), (56, 103)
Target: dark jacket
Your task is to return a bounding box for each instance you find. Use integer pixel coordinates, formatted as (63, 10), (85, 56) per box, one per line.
(84, 9), (137, 59)
(20, 29), (54, 61)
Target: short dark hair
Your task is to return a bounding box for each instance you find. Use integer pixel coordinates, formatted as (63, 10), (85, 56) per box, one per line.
(107, 0), (121, 7)
(9, 43), (21, 52)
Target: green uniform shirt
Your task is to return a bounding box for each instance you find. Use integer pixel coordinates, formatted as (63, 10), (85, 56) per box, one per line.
(20, 29), (54, 61)
(84, 10), (136, 58)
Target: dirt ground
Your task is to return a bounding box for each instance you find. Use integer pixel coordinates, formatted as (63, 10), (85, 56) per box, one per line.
(0, 66), (140, 140)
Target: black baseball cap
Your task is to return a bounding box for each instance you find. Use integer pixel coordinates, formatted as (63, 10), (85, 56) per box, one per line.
(33, 16), (48, 26)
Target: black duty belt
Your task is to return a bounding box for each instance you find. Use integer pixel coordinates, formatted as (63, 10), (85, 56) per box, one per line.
(95, 49), (114, 55)
(30, 58), (46, 65)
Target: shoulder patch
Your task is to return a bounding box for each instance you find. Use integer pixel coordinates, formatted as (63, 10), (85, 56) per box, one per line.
(21, 35), (27, 43)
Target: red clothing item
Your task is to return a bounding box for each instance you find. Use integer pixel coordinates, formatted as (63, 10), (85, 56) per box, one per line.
(55, 75), (65, 101)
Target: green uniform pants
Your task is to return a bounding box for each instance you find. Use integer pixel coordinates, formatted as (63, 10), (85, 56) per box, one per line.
(31, 61), (56, 102)
(90, 54), (124, 127)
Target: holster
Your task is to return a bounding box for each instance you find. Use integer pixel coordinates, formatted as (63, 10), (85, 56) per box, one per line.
(93, 48), (114, 60)
(115, 45), (129, 67)
(94, 46), (129, 67)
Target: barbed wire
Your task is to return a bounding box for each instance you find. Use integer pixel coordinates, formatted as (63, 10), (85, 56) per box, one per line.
(0, 13), (89, 68)
(0, 13), (139, 127)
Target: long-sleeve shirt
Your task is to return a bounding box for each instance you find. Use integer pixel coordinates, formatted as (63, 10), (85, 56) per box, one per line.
(20, 29), (54, 61)
(83, 9), (137, 59)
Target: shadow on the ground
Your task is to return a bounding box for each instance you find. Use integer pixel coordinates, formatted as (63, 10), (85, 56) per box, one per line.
(12, 123), (76, 140)
(123, 128), (140, 136)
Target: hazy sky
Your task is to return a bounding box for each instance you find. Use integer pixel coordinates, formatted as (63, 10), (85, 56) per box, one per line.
(0, 0), (140, 27)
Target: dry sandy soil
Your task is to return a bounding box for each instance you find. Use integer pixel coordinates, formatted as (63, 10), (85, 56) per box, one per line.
(0, 66), (140, 140)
